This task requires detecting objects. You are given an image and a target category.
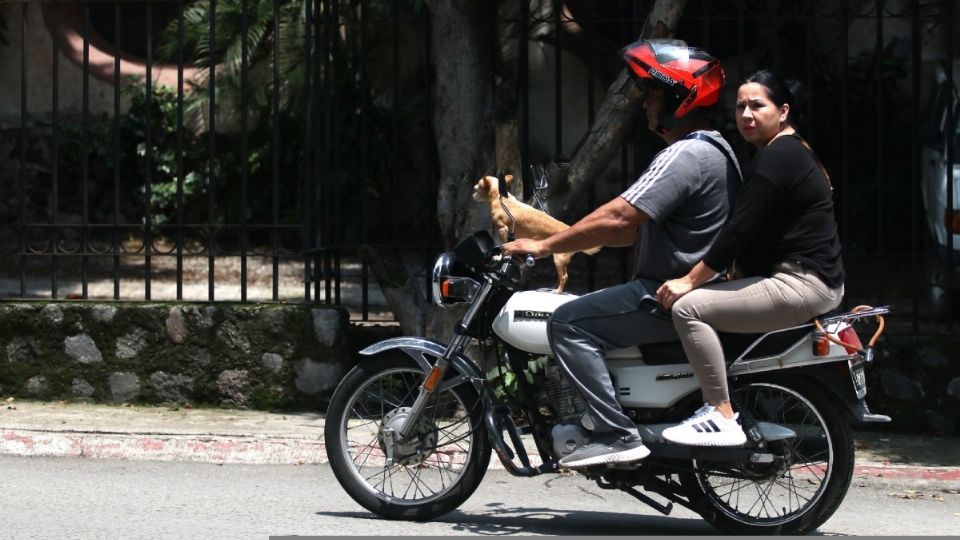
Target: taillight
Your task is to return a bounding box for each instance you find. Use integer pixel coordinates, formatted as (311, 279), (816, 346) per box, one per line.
(946, 209), (960, 235)
(837, 325), (863, 354)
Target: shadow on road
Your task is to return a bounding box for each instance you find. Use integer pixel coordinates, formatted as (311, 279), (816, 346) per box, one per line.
(317, 503), (715, 536)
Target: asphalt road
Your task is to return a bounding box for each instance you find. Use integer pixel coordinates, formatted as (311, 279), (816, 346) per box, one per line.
(2, 455), (957, 538)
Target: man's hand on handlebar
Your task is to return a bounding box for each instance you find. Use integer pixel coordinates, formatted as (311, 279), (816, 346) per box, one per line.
(501, 238), (548, 262)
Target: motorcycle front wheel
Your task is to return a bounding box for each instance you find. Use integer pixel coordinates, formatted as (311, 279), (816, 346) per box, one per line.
(324, 353), (491, 520)
(681, 377), (855, 535)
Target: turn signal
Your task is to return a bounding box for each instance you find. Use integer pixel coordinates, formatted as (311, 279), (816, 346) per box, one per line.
(813, 333), (830, 356)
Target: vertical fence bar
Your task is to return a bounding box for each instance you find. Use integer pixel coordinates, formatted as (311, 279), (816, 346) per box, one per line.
(314, 0), (324, 303)
(391, 0), (399, 246)
(910, 0), (920, 332)
(145, 1), (153, 300)
(945, 0), (955, 331)
(176, 0), (185, 300)
(321, 0), (332, 304)
(331, 0), (341, 306)
(113, 1), (121, 299)
(840, 0), (849, 256)
(519, 0), (530, 200)
(737, 2), (745, 91)
(553, 0), (562, 158)
(272, 0), (281, 302)
(19, 1), (27, 298)
(51, 1), (59, 299)
(425, 9), (437, 305)
(771, 2), (781, 66)
(82, 5), (90, 299)
(208, 0), (217, 302)
(303, 0), (313, 302)
(359, 0), (369, 319)
(586, 10), (596, 292)
(874, 0), (885, 307)
(805, 3), (815, 146)
(240, 0), (249, 302)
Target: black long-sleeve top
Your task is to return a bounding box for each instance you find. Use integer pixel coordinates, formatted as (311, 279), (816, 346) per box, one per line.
(702, 134), (845, 288)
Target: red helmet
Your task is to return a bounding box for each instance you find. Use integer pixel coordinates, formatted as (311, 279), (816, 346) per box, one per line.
(621, 39), (724, 129)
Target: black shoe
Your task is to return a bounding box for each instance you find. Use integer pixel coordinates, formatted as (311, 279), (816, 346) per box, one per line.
(559, 436), (651, 468)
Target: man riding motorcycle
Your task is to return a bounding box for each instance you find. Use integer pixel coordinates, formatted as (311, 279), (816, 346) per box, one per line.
(502, 39), (742, 468)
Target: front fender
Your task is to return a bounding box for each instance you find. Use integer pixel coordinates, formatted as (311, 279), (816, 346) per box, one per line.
(359, 337), (486, 393)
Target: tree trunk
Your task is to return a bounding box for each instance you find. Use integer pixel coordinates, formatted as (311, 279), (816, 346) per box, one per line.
(426, 0), (498, 246)
(554, 0), (688, 221)
(362, 0), (497, 340)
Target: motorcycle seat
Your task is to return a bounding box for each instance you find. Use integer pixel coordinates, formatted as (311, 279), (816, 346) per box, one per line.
(636, 324), (815, 366)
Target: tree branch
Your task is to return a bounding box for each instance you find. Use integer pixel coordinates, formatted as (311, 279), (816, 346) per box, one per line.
(556, 0), (688, 221)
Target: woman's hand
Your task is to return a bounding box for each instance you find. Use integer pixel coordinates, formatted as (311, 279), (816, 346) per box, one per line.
(656, 277), (696, 310)
(656, 261), (720, 309)
(501, 238), (548, 260)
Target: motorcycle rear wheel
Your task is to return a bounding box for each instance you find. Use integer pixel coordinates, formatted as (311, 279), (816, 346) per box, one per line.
(325, 354), (491, 520)
(681, 377), (854, 535)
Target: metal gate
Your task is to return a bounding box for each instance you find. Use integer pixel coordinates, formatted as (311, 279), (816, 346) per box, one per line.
(0, 0), (956, 333)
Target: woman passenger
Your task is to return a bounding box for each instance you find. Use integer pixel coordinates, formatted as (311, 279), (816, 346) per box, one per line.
(656, 69), (845, 446)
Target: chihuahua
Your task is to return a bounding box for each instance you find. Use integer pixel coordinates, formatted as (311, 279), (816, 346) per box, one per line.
(472, 174), (601, 293)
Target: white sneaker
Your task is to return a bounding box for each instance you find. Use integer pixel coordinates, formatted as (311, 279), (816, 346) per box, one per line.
(661, 404), (747, 447)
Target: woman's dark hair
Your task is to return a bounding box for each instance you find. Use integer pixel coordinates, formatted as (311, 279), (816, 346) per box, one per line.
(743, 69), (805, 127)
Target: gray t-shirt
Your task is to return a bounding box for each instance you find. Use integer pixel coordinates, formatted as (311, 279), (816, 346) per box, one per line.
(620, 130), (741, 282)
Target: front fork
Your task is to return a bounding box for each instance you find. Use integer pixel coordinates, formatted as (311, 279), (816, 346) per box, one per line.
(395, 279), (495, 442)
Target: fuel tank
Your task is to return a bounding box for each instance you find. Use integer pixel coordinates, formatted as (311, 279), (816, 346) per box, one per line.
(491, 289), (578, 354)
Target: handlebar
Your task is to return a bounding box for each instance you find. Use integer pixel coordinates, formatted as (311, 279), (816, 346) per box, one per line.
(524, 254), (535, 267)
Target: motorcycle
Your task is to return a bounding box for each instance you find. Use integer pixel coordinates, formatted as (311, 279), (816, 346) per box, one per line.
(325, 229), (891, 534)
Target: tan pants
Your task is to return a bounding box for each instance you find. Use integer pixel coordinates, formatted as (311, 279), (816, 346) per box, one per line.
(671, 261), (844, 403)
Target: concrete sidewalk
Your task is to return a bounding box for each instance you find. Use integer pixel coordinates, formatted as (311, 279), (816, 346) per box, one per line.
(2, 399), (959, 483)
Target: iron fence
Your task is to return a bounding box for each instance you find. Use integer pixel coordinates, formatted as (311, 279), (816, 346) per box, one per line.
(0, 0), (957, 333)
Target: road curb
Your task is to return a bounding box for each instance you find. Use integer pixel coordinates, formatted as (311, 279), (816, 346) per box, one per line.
(5, 428), (960, 482)
(2, 429), (329, 465)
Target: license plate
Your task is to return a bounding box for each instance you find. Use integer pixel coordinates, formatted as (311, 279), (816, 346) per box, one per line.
(849, 359), (867, 399)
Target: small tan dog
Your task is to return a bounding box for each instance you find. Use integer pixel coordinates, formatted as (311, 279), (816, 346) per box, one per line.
(473, 174), (601, 293)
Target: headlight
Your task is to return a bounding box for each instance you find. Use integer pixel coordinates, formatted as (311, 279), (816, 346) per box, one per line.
(431, 253), (481, 306)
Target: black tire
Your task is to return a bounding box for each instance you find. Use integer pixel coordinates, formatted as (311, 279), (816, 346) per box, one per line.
(681, 377), (855, 535)
(324, 354), (491, 520)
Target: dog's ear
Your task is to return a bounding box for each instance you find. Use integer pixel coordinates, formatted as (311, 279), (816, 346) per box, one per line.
(504, 174), (514, 187)
(482, 176), (499, 194)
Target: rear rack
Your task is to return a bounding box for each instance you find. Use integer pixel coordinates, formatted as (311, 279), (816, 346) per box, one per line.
(816, 305), (891, 359)
(820, 305), (892, 325)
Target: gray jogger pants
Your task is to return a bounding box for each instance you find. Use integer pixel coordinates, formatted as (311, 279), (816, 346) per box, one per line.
(547, 279), (677, 439)
(671, 261), (844, 404)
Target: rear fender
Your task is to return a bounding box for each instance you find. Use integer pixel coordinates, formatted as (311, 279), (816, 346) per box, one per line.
(359, 337), (486, 395)
(741, 363), (889, 425)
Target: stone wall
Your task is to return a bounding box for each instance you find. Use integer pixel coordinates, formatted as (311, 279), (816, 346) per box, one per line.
(0, 302), (391, 410)
(1, 300), (958, 435)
